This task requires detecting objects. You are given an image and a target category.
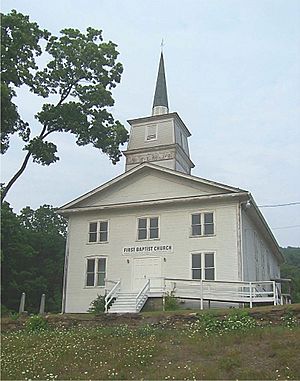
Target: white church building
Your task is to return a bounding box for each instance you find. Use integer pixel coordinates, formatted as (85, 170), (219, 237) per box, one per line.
(59, 53), (284, 313)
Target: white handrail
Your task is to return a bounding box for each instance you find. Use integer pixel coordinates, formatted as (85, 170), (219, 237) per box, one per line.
(105, 280), (121, 313)
(163, 278), (281, 308)
(135, 279), (150, 311)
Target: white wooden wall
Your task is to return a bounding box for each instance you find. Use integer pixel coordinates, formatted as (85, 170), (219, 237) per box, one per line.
(64, 200), (240, 313)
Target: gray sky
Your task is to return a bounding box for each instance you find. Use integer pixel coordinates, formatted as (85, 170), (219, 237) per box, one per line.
(2, 0), (300, 247)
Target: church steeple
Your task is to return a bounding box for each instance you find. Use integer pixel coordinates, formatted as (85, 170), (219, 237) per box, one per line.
(152, 52), (169, 116)
(123, 50), (194, 175)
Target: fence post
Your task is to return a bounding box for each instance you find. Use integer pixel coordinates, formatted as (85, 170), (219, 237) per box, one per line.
(200, 280), (204, 310)
(19, 292), (26, 314)
(249, 282), (253, 308)
(39, 294), (46, 315)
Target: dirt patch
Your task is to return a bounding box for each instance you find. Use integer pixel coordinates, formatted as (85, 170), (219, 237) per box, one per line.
(1, 303), (299, 332)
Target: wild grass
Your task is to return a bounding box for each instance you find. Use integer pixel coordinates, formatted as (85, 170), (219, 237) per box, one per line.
(1, 315), (300, 380)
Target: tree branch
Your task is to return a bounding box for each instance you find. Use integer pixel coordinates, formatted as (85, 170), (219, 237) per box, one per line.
(1, 150), (32, 203)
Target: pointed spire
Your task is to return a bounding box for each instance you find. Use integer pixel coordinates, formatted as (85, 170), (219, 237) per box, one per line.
(152, 52), (169, 116)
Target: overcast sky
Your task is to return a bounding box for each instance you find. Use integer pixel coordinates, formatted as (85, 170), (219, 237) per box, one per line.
(2, 0), (300, 247)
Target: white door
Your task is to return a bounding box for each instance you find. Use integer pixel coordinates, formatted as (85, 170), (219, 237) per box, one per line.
(133, 257), (162, 291)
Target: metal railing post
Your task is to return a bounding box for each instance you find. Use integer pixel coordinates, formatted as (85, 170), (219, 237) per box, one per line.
(249, 282), (253, 308)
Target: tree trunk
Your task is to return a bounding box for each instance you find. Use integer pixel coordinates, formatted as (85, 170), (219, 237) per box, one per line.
(1, 151), (32, 203)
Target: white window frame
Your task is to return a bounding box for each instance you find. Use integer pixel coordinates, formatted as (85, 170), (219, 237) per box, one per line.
(137, 216), (160, 241)
(145, 124), (158, 142)
(88, 220), (109, 243)
(191, 252), (216, 281)
(84, 256), (107, 288)
(190, 211), (215, 237)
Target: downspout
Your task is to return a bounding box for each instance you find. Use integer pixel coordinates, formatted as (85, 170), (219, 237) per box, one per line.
(237, 202), (244, 281)
(61, 218), (71, 314)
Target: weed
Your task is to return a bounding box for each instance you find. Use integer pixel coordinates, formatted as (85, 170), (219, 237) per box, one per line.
(88, 294), (105, 315)
(280, 309), (299, 328)
(26, 315), (49, 332)
(164, 292), (179, 311)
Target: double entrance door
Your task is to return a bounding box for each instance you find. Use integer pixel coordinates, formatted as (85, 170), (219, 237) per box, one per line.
(132, 257), (162, 292)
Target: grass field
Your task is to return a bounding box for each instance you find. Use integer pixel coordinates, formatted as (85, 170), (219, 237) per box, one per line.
(1, 311), (300, 380)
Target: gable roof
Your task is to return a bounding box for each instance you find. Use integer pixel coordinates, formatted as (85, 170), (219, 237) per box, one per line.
(58, 162), (247, 211)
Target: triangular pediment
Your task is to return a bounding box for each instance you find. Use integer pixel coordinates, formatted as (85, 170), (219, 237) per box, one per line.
(59, 163), (246, 210)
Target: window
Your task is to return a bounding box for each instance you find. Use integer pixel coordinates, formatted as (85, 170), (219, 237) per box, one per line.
(191, 252), (215, 280)
(145, 124), (157, 141)
(88, 221), (108, 243)
(86, 258), (107, 287)
(138, 217), (159, 240)
(191, 212), (214, 236)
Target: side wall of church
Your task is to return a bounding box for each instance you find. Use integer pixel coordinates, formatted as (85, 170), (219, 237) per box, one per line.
(64, 200), (240, 313)
(241, 210), (280, 281)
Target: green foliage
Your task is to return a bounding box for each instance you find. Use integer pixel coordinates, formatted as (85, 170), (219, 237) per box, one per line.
(26, 315), (49, 332)
(1, 202), (66, 313)
(280, 309), (299, 328)
(1, 304), (11, 317)
(1, 10), (128, 201)
(1, 10), (49, 154)
(280, 247), (300, 303)
(88, 295), (106, 315)
(187, 311), (256, 337)
(164, 292), (179, 311)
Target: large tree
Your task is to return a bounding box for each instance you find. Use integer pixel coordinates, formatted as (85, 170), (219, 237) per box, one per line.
(1, 203), (67, 312)
(1, 10), (128, 202)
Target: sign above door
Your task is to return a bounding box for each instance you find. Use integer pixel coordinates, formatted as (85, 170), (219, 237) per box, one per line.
(123, 244), (173, 255)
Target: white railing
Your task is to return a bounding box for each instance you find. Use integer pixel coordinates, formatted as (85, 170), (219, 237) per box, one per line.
(105, 280), (121, 313)
(161, 278), (279, 309)
(135, 279), (150, 312)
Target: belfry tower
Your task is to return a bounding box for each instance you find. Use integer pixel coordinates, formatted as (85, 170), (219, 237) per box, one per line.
(123, 52), (194, 174)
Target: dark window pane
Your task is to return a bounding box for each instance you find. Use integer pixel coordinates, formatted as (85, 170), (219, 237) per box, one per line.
(205, 253), (214, 267)
(89, 222), (97, 233)
(204, 223), (214, 235)
(192, 269), (201, 280)
(97, 273), (105, 287)
(87, 259), (95, 272)
(150, 217), (158, 228)
(204, 213), (213, 224)
(192, 225), (201, 236)
(98, 258), (106, 272)
(150, 228), (159, 239)
(138, 218), (147, 229)
(100, 232), (108, 242)
(89, 232), (97, 242)
(138, 229), (147, 240)
(100, 221), (108, 232)
(192, 214), (201, 225)
(192, 254), (201, 268)
(86, 273), (95, 286)
(205, 268), (215, 280)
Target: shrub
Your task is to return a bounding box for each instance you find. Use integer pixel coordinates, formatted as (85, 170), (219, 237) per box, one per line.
(26, 315), (49, 332)
(164, 291), (179, 311)
(187, 311), (256, 337)
(88, 295), (106, 315)
(1, 304), (11, 317)
(281, 309), (299, 328)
